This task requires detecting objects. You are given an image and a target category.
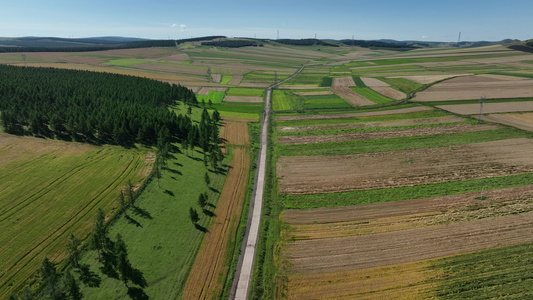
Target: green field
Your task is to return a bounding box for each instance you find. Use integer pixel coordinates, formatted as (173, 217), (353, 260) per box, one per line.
(379, 77), (424, 95)
(220, 75), (232, 85)
(353, 87), (396, 104)
(272, 90), (292, 111)
(196, 91), (226, 104)
(0, 138), (152, 298)
(80, 141), (231, 299)
(226, 87), (265, 97)
(106, 59), (146, 67)
(302, 94), (353, 109)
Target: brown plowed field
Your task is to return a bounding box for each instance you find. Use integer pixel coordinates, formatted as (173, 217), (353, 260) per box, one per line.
(198, 86), (226, 95)
(332, 77), (375, 106)
(219, 118), (251, 149)
(412, 75), (533, 101)
(277, 124), (498, 145)
(276, 106), (433, 121)
(438, 101), (533, 115)
(277, 115), (465, 133)
(223, 96), (263, 103)
(228, 75), (243, 85)
(286, 211), (533, 274)
(372, 86), (406, 100)
(391, 74), (468, 84)
(182, 120), (250, 299)
(483, 112), (533, 132)
(278, 138), (533, 194)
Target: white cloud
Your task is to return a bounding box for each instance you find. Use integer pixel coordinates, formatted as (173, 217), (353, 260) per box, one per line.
(180, 24), (187, 32)
(421, 35), (429, 39)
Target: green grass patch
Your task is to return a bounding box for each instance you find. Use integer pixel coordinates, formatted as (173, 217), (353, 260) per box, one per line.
(319, 76), (333, 87)
(369, 54), (521, 66)
(351, 65), (423, 75)
(303, 94), (353, 109)
(272, 90), (292, 111)
(210, 102), (263, 120)
(281, 172), (533, 209)
(226, 87), (265, 97)
(430, 242), (533, 299)
(353, 87), (396, 104)
(196, 91), (226, 104)
(80, 143), (231, 299)
(220, 75), (232, 85)
(277, 127), (529, 156)
(352, 76), (367, 87)
(379, 77), (424, 95)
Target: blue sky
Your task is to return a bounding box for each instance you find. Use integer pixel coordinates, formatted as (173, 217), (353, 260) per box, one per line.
(1, 0), (532, 41)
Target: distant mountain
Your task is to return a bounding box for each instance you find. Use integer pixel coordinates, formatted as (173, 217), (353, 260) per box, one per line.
(0, 36), (149, 48)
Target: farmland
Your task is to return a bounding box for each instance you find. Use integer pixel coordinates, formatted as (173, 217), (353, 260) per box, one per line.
(0, 134), (153, 298)
(3, 37), (533, 299)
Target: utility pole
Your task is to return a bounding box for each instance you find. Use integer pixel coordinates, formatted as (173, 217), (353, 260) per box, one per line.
(277, 29), (279, 40)
(477, 96), (485, 124)
(458, 32), (461, 43)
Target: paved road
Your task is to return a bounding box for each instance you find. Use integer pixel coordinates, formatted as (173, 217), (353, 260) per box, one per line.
(230, 66), (304, 300)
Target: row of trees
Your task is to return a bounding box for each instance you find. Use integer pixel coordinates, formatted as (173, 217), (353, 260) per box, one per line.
(0, 65), (209, 147)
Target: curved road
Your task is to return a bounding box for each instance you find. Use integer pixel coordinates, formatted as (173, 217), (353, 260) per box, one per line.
(231, 66), (304, 300)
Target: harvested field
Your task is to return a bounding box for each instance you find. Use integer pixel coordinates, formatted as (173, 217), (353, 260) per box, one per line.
(219, 118), (251, 151)
(277, 106), (433, 121)
(286, 260), (438, 300)
(438, 101), (533, 115)
(277, 115), (465, 133)
(183, 120), (250, 299)
(283, 185), (533, 225)
(223, 96), (263, 103)
(277, 124), (499, 145)
(277, 138), (533, 194)
(211, 73), (222, 83)
(278, 85), (321, 90)
(332, 77), (374, 106)
(198, 87), (226, 95)
(228, 75), (243, 85)
(412, 75), (533, 101)
(390, 74), (469, 84)
(483, 112), (533, 132)
(285, 211), (533, 274)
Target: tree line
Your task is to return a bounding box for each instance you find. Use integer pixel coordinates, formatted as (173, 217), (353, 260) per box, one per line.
(0, 64), (215, 147)
(0, 36), (226, 53)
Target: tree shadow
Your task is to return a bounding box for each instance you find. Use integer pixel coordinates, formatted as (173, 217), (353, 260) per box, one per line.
(125, 214), (142, 228)
(164, 190), (175, 196)
(132, 205), (152, 220)
(207, 203), (216, 209)
(165, 167), (182, 175)
(77, 264), (101, 287)
(202, 209), (215, 217)
(194, 223), (208, 233)
(130, 268), (148, 288)
(209, 186), (220, 194)
(127, 286), (149, 300)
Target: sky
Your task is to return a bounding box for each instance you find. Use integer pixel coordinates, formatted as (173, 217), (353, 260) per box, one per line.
(1, 0), (532, 42)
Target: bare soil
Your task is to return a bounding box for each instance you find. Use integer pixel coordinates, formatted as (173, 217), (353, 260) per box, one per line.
(182, 120), (250, 299)
(438, 101), (533, 115)
(223, 96), (263, 103)
(198, 87), (227, 95)
(372, 86), (406, 100)
(332, 77), (356, 87)
(277, 124), (498, 145)
(277, 115), (465, 132)
(483, 112), (533, 132)
(412, 75), (533, 101)
(276, 106), (433, 121)
(391, 74), (469, 84)
(277, 138), (533, 194)
(331, 77), (375, 106)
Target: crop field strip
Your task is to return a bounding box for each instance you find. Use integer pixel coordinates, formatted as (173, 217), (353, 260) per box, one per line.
(276, 123), (498, 145)
(0, 134), (152, 297)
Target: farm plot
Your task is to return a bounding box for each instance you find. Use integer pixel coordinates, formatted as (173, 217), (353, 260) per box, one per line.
(361, 77), (406, 100)
(277, 138), (533, 194)
(277, 115), (466, 133)
(438, 101), (533, 115)
(0, 134), (152, 298)
(276, 123), (498, 145)
(482, 112), (533, 132)
(183, 120), (250, 299)
(331, 77), (374, 106)
(285, 211), (533, 274)
(392, 74), (469, 84)
(412, 75), (533, 101)
(276, 106), (434, 121)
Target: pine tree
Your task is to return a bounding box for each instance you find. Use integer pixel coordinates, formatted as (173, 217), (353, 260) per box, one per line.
(204, 172), (210, 186)
(64, 271), (83, 300)
(40, 258), (63, 300)
(66, 234), (81, 268)
(189, 207), (199, 224)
